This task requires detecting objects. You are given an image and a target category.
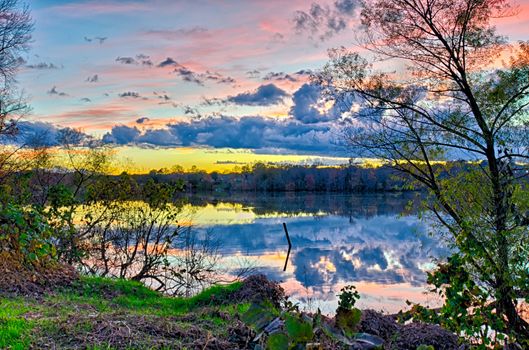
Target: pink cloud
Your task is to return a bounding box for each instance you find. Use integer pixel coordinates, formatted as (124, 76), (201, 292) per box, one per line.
(39, 105), (137, 130)
(48, 1), (151, 16)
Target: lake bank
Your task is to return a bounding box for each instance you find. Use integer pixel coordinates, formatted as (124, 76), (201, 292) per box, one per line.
(0, 273), (459, 349)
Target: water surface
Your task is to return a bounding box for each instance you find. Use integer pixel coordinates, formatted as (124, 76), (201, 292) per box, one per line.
(182, 192), (448, 314)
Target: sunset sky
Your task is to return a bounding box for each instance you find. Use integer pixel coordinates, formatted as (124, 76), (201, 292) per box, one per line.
(16, 0), (529, 171)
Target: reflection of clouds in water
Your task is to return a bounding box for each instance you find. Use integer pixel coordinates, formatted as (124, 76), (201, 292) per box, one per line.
(292, 245), (421, 291)
(186, 194), (449, 312)
(287, 215), (447, 289)
(195, 213), (448, 290)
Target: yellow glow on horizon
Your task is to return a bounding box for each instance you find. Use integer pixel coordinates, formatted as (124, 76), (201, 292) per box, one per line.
(114, 146), (351, 174)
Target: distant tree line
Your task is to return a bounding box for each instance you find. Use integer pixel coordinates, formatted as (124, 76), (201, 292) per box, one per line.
(141, 163), (409, 193)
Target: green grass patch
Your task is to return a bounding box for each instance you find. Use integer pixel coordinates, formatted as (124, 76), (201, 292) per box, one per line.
(0, 276), (246, 348)
(0, 298), (33, 349)
(63, 276), (244, 316)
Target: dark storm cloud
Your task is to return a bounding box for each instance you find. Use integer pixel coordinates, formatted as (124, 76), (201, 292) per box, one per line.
(118, 91), (141, 99)
(205, 71), (236, 85)
(227, 84), (288, 106)
(101, 115), (337, 153)
(137, 129), (179, 146)
(201, 96), (224, 106)
(246, 69), (261, 78)
(263, 72), (298, 82)
(85, 36), (108, 44)
(102, 125), (141, 145)
(156, 58), (235, 85)
(116, 56), (137, 65)
(5, 121), (90, 147)
(26, 62), (61, 70)
(47, 86), (68, 97)
(141, 59), (154, 66)
(155, 93), (171, 102)
(174, 66), (204, 85)
(357, 247), (388, 270)
(157, 57), (178, 67)
(183, 105), (201, 116)
(289, 83), (339, 123)
(295, 69), (313, 76)
(102, 125), (179, 146)
(86, 74), (99, 83)
(98, 81), (358, 152)
(136, 117), (150, 124)
(293, 1), (358, 41)
(292, 246), (411, 289)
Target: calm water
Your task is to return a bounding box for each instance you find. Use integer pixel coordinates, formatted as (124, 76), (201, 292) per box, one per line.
(181, 192), (449, 314)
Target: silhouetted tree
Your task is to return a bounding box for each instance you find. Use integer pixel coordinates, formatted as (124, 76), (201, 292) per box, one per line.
(316, 0), (529, 343)
(0, 0), (32, 136)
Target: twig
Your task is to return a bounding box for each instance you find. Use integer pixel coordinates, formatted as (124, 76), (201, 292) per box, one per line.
(283, 223), (292, 272)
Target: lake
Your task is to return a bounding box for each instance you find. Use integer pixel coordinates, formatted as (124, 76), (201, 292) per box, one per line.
(178, 192), (449, 314)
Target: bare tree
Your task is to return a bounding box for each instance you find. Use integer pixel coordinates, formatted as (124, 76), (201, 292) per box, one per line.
(0, 0), (32, 136)
(316, 0), (529, 343)
(79, 202), (222, 297)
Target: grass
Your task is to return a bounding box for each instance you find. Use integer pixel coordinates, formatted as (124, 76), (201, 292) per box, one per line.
(0, 276), (248, 349)
(0, 299), (32, 349)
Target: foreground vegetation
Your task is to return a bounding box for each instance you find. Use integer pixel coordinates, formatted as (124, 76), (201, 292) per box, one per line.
(0, 276), (250, 349)
(1, 274), (462, 350)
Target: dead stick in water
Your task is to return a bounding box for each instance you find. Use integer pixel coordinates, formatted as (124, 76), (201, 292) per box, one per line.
(283, 222), (292, 272)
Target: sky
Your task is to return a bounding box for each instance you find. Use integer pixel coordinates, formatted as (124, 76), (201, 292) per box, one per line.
(15, 0), (529, 172)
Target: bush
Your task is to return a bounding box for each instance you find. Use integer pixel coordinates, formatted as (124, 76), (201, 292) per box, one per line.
(0, 202), (55, 264)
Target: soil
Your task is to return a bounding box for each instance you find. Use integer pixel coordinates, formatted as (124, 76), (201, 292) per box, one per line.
(227, 274), (286, 307)
(358, 309), (460, 349)
(31, 311), (255, 350)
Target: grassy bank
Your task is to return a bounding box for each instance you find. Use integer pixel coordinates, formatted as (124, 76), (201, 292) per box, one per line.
(0, 274), (463, 349)
(0, 276), (250, 349)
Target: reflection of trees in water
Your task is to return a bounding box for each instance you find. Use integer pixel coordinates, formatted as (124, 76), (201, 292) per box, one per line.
(181, 192), (422, 219)
(184, 193), (449, 292)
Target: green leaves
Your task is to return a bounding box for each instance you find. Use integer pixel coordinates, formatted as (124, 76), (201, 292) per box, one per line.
(400, 253), (508, 346)
(335, 307), (362, 336)
(266, 333), (289, 350)
(243, 302), (313, 349)
(284, 314), (313, 343)
(337, 285), (360, 310)
(416, 345), (434, 350)
(241, 301), (279, 333)
(0, 202), (56, 264)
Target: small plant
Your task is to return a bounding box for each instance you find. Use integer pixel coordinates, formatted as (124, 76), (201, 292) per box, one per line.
(242, 284), (384, 350)
(335, 285), (362, 336)
(398, 255), (510, 347)
(337, 285), (360, 310)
